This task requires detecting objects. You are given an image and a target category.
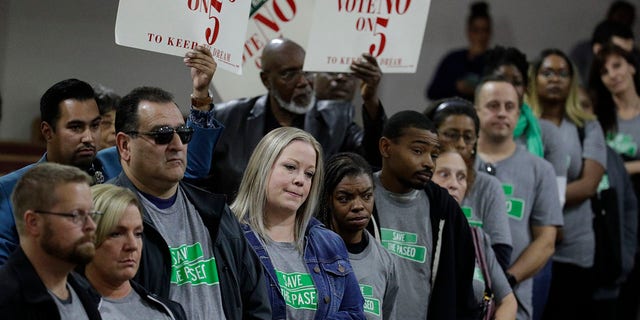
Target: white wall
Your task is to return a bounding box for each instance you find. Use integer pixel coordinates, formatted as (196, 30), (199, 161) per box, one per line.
(1, 0), (638, 141)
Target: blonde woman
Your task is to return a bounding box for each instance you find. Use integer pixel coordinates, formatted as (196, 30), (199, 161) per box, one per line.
(85, 184), (186, 320)
(231, 127), (365, 319)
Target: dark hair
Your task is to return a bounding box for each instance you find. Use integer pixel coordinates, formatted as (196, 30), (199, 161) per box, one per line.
(588, 43), (640, 134)
(607, 1), (635, 27)
(531, 49), (575, 78)
(40, 79), (96, 131)
(483, 46), (529, 87)
(383, 110), (437, 140)
(468, 1), (491, 26)
(425, 97), (480, 137)
(94, 85), (121, 115)
(116, 87), (175, 134)
(591, 20), (634, 46)
(318, 152), (373, 228)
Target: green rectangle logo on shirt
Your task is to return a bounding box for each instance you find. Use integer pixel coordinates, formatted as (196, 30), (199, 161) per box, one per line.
(171, 257), (220, 286)
(171, 243), (204, 267)
(506, 198), (525, 220)
(275, 271), (318, 310)
(502, 184), (514, 196)
(461, 206), (473, 219)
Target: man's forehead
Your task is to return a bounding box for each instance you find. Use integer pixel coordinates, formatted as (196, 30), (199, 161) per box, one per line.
(480, 81), (518, 102)
(58, 99), (100, 120)
(399, 127), (439, 144)
(137, 101), (183, 126)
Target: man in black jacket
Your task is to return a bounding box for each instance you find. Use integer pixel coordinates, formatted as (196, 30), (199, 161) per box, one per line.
(0, 162), (102, 319)
(111, 86), (271, 320)
(368, 110), (476, 320)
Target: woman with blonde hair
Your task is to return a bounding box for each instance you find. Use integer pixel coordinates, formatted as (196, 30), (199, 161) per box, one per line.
(527, 48), (607, 320)
(231, 127), (364, 319)
(84, 184), (186, 320)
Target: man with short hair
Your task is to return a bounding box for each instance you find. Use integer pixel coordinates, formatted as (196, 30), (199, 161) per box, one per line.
(111, 86), (270, 320)
(0, 162), (102, 319)
(368, 110), (476, 320)
(0, 46), (223, 264)
(210, 37), (386, 200)
(474, 76), (563, 320)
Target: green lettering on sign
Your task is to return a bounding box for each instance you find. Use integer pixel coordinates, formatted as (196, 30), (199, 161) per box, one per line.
(250, 0), (269, 16)
(381, 228), (427, 263)
(171, 257), (220, 286)
(359, 284), (381, 316)
(360, 284), (373, 297)
(171, 243), (204, 267)
(380, 228), (418, 244)
(276, 271), (318, 310)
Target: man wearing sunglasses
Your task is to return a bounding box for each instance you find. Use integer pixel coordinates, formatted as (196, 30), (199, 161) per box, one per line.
(111, 86), (270, 320)
(0, 45), (223, 265)
(209, 37), (387, 202)
(0, 163), (102, 319)
(474, 75), (563, 320)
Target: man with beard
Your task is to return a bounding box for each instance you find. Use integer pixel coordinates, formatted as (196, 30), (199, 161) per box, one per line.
(0, 163), (102, 319)
(474, 76), (562, 320)
(209, 37), (386, 201)
(0, 46), (224, 264)
(367, 110), (476, 320)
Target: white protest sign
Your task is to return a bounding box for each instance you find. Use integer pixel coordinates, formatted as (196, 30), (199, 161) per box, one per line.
(115, 0), (251, 74)
(303, 0), (431, 73)
(212, 0), (316, 101)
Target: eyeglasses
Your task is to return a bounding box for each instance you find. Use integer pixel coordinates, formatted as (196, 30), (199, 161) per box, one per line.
(539, 69), (570, 79)
(276, 69), (314, 83)
(125, 125), (194, 145)
(440, 130), (477, 145)
(34, 210), (103, 225)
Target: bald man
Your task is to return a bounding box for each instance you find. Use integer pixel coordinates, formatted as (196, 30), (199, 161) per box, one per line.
(209, 38), (386, 201)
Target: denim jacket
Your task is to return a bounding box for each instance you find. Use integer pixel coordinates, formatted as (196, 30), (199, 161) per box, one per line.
(242, 218), (365, 320)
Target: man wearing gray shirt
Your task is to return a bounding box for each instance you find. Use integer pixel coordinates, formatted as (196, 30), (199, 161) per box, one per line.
(110, 86), (271, 320)
(474, 76), (563, 320)
(0, 163), (102, 319)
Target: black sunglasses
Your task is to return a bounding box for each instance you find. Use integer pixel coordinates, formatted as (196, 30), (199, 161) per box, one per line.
(125, 125), (194, 145)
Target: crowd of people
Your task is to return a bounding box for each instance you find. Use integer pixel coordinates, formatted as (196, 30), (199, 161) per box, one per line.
(0, 1), (639, 320)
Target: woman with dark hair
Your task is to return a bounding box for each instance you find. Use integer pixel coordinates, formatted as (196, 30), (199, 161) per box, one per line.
(426, 2), (491, 101)
(527, 49), (607, 320)
(431, 144), (517, 320)
(318, 152), (398, 320)
(425, 98), (512, 272)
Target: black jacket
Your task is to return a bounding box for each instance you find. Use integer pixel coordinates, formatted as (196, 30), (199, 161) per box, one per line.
(0, 247), (102, 320)
(111, 173), (271, 320)
(368, 180), (477, 320)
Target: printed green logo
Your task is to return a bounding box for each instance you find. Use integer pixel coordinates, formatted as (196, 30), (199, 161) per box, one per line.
(597, 174), (610, 193)
(473, 266), (485, 283)
(461, 206), (483, 227)
(380, 228), (427, 263)
(276, 271), (318, 310)
(359, 284), (381, 316)
(502, 184), (525, 220)
(170, 243), (220, 286)
(607, 132), (637, 158)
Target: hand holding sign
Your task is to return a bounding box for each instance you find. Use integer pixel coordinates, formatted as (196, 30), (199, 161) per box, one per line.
(350, 53), (382, 104)
(184, 46), (218, 98)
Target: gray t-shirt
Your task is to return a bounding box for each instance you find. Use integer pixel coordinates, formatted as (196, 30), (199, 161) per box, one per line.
(554, 119), (607, 267)
(462, 172), (512, 247)
(476, 145), (563, 320)
(471, 229), (512, 307)
(49, 284), (90, 320)
(264, 239), (318, 320)
(373, 171), (433, 320)
(140, 187), (227, 320)
(610, 114), (640, 159)
(99, 288), (172, 320)
(349, 230), (399, 320)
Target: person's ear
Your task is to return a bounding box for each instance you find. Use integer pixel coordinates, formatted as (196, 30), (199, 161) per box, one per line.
(592, 43), (602, 55)
(23, 210), (40, 236)
(41, 122), (54, 141)
(116, 132), (132, 162)
(379, 137), (392, 158)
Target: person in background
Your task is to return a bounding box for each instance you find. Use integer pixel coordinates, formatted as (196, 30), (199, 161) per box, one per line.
(431, 144), (517, 320)
(84, 184), (186, 320)
(93, 85), (121, 151)
(426, 1), (491, 102)
(318, 152), (398, 320)
(0, 163), (101, 319)
(475, 75), (563, 320)
(231, 127), (365, 319)
(210, 38), (386, 201)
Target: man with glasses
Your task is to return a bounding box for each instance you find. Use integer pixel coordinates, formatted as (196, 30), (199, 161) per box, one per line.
(0, 162), (102, 319)
(209, 37), (386, 201)
(0, 46), (223, 265)
(111, 86), (270, 320)
(474, 75), (563, 320)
